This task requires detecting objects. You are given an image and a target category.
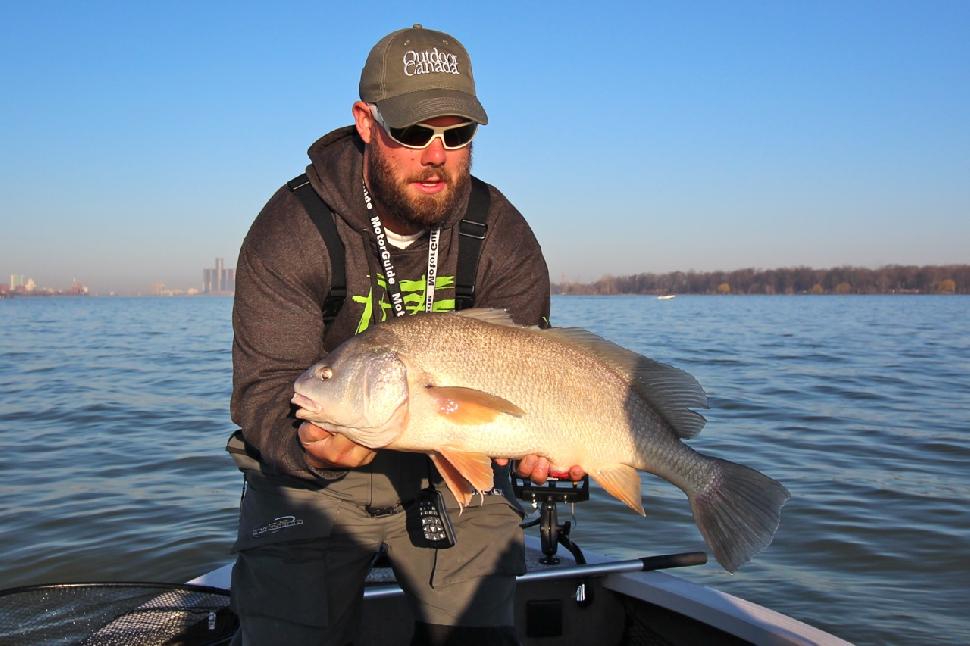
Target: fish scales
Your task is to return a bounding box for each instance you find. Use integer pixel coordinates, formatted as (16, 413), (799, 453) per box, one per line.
(378, 314), (651, 468)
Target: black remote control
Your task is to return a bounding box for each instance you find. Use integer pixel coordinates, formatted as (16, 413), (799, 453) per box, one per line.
(410, 487), (456, 549)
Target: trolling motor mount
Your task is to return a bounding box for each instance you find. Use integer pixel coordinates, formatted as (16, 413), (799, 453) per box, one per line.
(510, 470), (706, 609)
(512, 473), (590, 565)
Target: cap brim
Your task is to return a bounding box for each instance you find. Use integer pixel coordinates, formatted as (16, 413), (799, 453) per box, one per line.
(375, 89), (488, 128)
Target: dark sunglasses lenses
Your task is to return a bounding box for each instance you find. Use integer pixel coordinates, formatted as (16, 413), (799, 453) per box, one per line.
(441, 123), (477, 148)
(389, 122), (477, 148)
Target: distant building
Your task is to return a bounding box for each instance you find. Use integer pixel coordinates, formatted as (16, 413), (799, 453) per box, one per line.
(68, 279), (89, 295)
(203, 268), (216, 293)
(4, 274), (87, 296)
(203, 258), (235, 294)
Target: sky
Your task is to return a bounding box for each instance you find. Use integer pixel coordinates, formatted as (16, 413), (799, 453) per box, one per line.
(1, 1), (968, 293)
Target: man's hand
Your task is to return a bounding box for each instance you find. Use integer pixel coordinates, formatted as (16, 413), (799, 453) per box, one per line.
(299, 422), (377, 469)
(494, 455), (586, 485)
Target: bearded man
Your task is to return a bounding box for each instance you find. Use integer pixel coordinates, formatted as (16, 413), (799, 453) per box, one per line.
(227, 25), (583, 646)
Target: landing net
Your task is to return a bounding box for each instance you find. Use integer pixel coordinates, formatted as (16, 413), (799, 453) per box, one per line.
(0, 582), (236, 645)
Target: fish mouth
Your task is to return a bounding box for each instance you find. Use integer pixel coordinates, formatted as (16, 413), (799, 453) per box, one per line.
(291, 393), (319, 413)
(292, 394), (342, 434)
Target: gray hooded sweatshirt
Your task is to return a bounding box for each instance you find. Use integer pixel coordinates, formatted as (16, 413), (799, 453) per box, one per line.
(229, 126), (550, 509)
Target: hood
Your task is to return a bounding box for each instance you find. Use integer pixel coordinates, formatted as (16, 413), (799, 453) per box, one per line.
(304, 125), (473, 232)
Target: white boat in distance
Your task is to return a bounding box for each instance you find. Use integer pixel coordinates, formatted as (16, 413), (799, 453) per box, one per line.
(657, 294), (677, 300)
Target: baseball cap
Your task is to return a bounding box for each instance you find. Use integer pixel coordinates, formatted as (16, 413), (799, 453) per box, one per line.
(359, 24), (488, 128)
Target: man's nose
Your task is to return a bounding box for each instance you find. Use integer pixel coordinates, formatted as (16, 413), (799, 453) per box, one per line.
(420, 137), (447, 166)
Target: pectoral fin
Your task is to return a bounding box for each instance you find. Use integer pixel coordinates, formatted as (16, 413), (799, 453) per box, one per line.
(591, 465), (645, 515)
(427, 386), (525, 425)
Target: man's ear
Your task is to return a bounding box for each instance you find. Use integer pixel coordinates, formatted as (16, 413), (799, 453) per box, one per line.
(352, 101), (375, 144)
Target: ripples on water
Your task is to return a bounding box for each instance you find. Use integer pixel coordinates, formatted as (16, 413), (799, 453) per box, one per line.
(0, 297), (241, 589)
(1, 295), (968, 644)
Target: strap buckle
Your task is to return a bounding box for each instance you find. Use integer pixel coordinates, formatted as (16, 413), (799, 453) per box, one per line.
(286, 176), (311, 192)
(365, 504), (402, 517)
(458, 219), (487, 240)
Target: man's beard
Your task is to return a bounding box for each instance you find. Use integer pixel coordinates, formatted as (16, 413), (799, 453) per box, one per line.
(366, 144), (472, 230)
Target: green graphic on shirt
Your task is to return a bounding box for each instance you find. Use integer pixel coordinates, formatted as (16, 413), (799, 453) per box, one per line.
(353, 274), (456, 333)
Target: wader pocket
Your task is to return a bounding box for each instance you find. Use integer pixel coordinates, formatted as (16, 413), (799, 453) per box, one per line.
(231, 539), (333, 627)
(431, 500), (526, 588)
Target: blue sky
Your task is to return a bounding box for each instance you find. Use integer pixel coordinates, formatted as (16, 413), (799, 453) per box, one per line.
(2, 1), (968, 293)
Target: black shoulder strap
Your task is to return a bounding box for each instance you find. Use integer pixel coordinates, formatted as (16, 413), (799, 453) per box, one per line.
(286, 173), (346, 324)
(286, 173), (487, 318)
(455, 177), (491, 310)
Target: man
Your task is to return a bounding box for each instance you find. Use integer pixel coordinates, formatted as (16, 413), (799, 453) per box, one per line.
(228, 25), (584, 645)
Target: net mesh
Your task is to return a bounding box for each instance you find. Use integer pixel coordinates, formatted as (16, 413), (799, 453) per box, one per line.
(0, 582), (236, 645)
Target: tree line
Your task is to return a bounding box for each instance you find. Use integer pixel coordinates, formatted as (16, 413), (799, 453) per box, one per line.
(554, 265), (969, 295)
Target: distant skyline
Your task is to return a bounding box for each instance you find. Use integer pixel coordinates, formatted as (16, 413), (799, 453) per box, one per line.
(2, 2), (969, 293)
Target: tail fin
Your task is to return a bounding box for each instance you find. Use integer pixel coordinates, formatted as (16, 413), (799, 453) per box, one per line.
(688, 457), (791, 572)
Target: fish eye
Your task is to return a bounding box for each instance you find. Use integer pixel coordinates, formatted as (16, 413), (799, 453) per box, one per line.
(315, 365), (333, 380)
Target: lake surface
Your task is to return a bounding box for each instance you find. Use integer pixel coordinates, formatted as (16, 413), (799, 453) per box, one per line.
(1, 294), (968, 644)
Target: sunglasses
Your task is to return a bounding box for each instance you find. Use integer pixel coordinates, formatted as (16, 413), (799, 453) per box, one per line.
(369, 105), (477, 150)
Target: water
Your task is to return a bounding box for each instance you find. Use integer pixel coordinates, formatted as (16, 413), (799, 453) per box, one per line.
(1, 295), (968, 644)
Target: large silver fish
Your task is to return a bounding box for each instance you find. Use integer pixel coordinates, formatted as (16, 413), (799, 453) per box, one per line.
(292, 309), (790, 571)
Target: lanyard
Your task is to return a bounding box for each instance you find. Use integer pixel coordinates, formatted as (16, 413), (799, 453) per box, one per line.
(362, 181), (440, 318)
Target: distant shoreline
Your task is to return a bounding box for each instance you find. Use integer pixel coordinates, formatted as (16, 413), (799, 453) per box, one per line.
(5, 265), (967, 298)
(552, 291), (965, 296)
(5, 291), (965, 301)
(0, 292), (233, 299)
(554, 264), (968, 296)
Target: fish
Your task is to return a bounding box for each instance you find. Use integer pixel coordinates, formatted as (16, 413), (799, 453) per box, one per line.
(292, 308), (790, 572)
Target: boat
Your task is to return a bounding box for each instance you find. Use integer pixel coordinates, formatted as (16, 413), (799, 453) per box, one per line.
(0, 477), (847, 645)
(657, 294), (677, 300)
(190, 543), (844, 645)
(191, 476), (844, 645)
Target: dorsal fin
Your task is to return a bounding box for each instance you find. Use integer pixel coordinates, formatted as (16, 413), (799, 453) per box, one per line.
(539, 327), (708, 439)
(454, 307), (519, 327)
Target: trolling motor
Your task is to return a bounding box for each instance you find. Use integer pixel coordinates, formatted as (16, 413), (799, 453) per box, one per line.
(512, 471), (590, 566)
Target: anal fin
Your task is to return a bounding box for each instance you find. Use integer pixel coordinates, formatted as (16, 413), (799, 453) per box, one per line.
(591, 464), (645, 515)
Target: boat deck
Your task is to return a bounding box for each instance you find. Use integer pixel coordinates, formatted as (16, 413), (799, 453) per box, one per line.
(191, 539), (846, 645)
